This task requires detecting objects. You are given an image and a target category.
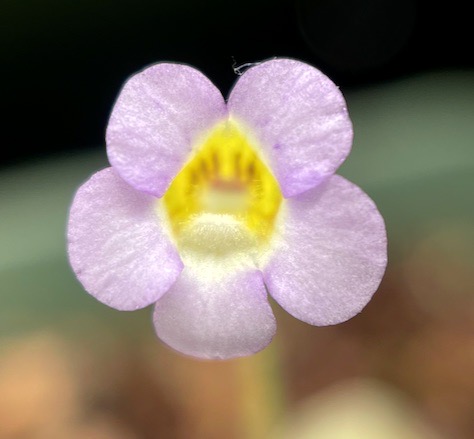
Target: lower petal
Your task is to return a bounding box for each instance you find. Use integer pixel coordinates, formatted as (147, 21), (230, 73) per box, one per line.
(153, 266), (276, 359)
(67, 168), (183, 311)
(264, 175), (387, 325)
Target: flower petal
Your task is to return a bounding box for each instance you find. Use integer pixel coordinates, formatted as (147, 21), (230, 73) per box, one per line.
(153, 267), (276, 359)
(264, 175), (387, 325)
(228, 58), (353, 197)
(107, 63), (227, 197)
(67, 168), (183, 310)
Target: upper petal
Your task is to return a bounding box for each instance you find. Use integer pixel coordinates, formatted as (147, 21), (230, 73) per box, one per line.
(106, 63), (227, 197)
(67, 168), (183, 310)
(153, 265), (276, 360)
(263, 175), (387, 325)
(228, 58), (353, 197)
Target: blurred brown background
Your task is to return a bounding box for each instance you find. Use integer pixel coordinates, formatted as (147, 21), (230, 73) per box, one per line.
(1, 1), (473, 438)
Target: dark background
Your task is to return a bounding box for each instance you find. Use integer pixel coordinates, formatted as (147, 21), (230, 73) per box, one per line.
(1, 0), (472, 168)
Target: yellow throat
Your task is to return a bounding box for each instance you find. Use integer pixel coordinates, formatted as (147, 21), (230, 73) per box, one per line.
(163, 120), (282, 255)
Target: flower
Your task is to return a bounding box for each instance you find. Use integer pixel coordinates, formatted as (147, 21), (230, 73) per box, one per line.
(68, 58), (387, 360)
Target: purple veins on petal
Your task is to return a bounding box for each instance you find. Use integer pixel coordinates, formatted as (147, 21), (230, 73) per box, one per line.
(67, 168), (183, 311)
(263, 174), (387, 326)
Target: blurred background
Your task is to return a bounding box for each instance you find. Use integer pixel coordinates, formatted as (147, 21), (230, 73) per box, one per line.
(1, 0), (473, 438)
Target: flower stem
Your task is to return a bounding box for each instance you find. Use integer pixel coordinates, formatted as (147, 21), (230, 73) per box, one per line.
(234, 341), (286, 439)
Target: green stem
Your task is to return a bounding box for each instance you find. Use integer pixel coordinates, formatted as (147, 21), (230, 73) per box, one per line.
(235, 340), (286, 439)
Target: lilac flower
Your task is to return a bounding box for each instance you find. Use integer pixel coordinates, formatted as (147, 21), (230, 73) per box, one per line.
(68, 59), (387, 359)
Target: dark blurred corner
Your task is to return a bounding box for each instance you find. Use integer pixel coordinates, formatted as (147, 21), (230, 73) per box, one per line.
(1, 0), (473, 168)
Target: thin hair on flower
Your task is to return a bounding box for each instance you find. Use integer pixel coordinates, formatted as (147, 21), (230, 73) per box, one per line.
(67, 58), (387, 360)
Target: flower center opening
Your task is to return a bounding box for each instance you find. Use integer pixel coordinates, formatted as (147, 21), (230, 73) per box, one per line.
(162, 120), (282, 255)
